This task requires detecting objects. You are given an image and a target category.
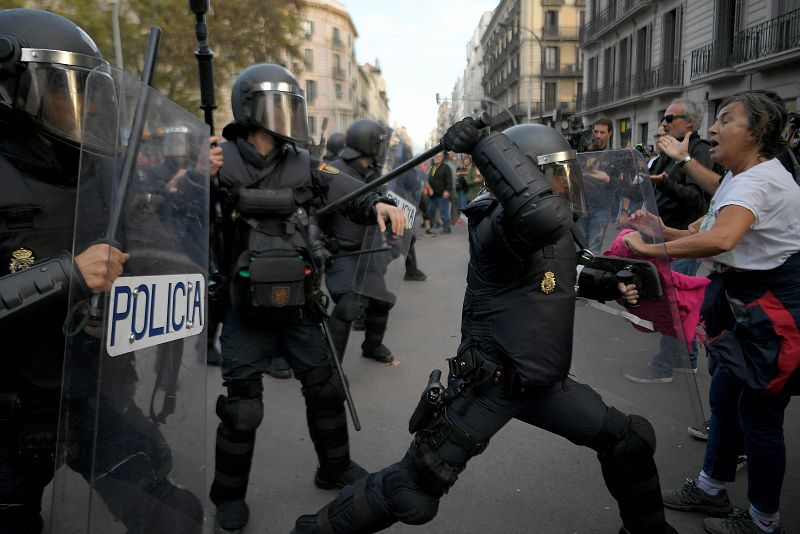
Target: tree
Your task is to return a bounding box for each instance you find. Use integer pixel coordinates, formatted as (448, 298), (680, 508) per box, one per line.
(17, 0), (303, 126)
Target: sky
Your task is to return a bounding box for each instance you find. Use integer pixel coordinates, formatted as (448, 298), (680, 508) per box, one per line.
(341, 0), (498, 154)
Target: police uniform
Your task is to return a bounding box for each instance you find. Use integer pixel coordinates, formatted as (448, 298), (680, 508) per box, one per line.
(323, 156), (396, 364)
(0, 9), (202, 533)
(209, 64), (389, 534)
(293, 123), (677, 534)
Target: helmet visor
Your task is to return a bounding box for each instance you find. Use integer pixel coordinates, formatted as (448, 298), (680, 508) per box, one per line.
(18, 62), (96, 145)
(540, 157), (587, 218)
(250, 90), (309, 144)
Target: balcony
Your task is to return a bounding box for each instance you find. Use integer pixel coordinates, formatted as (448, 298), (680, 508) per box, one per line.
(332, 67), (346, 80)
(581, 0), (653, 46)
(543, 26), (580, 40)
(690, 9), (800, 79)
(576, 60), (684, 112)
(542, 0), (564, 5)
(332, 37), (343, 49)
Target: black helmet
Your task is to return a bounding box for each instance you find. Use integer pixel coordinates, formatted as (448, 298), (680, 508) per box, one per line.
(226, 63), (308, 145)
(339, 119), (389, 168)
(0, 9), (107, 146)
(324, 132), (345, 161)
(504, 124), (587, 217)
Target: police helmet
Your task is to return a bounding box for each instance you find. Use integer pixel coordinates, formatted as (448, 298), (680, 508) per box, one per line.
(0, 9), (107, 146)
(504, 124), (587, 217)
(339, 119), (389, 168)
(227, 63), (309, 145)
(324, 132), (346, 161)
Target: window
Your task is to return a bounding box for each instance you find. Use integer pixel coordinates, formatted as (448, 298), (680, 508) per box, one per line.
(333, 54), (341, 69)
(619, 118), (631, 148)
(308, 116), (316, 136)
(304, 48), (313, 69)
(544, 83), (557, 108)
(544, 46), (559, 70)
(639, 123), (648, 145)
(302, 20), (314, 39)
(635, 25), (651, 74)
(662, 8), (681, 64)
(305, 80), (316, 103)
(545, 10), (558, 29)
(332, 27), (342, 47)
(335, 83), (343, 100)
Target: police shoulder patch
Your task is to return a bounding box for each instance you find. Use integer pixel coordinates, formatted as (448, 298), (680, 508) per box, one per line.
(318, 162), (339, 175)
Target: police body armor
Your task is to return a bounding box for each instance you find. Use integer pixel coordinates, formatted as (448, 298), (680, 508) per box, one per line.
(0, 150), (77, 384)
(219, 140), (317, 315)
(460, 191), (578, 386)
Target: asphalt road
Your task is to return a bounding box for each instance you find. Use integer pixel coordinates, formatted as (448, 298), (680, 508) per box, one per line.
(203, 220), (800, 534)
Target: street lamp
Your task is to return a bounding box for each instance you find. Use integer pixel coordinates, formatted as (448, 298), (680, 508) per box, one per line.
(499, 19), (543, 124)
(436, 94), (518, 127)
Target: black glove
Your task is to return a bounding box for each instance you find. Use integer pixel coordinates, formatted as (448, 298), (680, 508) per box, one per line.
(442, 117), (485, 154)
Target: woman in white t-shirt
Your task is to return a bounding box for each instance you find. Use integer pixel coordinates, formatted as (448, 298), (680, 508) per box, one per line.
(624, 91), (800, 534)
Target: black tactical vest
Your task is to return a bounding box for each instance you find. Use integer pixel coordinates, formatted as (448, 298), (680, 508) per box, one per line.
(324, 159), (370, 251)
(219, 141), (315, 314)
(460, 193), (578, 386)
(0, 154), (77, 388)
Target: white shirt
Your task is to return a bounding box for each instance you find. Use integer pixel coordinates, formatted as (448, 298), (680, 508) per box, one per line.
(699, 158), (800, 271)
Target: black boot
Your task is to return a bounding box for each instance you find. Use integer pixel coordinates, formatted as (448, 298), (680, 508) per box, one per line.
(361, 311), (394, 364)
(306, 405), (367, 489)
(265, 355), (292, 379)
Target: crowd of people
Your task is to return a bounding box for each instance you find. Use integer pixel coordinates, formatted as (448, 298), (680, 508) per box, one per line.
(2, 7), (800, 534)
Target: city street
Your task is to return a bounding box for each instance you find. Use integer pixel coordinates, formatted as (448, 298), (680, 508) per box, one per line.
(205, 221), (800, 534)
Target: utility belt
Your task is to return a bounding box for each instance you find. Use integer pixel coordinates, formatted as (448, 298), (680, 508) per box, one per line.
(447, 346), (532, 401)
(235, 188), (321, 315)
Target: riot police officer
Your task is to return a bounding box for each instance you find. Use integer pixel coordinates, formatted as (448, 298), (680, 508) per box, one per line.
(323, 119), (397, 364)
(210, 64), (406, 533)
(323, 132), (346, 162)
(292, 122), (678, 534)
(0, 9), (208, 533)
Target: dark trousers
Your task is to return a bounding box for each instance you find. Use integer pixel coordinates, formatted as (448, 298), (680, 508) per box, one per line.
(703, 368), (792, 514)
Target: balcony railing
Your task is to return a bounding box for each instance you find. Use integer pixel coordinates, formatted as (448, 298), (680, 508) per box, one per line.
(332, 67), (346, 80)
(542, 0), (565, 5)
(691, 8), (800, 78)
(581, 0), (652, 44)
(543, 26), (580, 40)
(576, 60), (684, 111)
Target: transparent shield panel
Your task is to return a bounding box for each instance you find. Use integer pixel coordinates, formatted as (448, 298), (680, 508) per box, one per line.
(571, 149), (706, 446)
(51, 65), (209, 533)
(351, 165), (423, 301)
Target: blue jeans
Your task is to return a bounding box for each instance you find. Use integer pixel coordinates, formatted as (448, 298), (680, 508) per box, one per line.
(576, 206), (612, 255)
(703, 368), (791, 514)
(427, 196), (451, 230)
(457, 190), (468, 211)
(650, 257), (702, 373)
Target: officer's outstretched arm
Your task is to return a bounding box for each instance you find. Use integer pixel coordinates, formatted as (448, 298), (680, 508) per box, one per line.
(0, 244), (128, 324)
(471, 133), (573, 250)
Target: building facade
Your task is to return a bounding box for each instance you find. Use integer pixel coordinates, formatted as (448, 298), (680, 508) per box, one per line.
(578, 0), (800, 149)
(295, 0), (390, 142)
(481, 0), (586, 132)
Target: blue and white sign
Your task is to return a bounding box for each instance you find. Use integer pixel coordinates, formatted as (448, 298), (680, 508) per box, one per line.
(386, 191), (417, 229)
(106, 274), (205, 357)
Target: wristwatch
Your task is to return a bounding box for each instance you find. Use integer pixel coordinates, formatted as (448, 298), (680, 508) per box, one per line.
(677, 155), (692, 167)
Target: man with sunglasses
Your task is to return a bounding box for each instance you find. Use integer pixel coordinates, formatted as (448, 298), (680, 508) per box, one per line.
(625, 98), (714, 384)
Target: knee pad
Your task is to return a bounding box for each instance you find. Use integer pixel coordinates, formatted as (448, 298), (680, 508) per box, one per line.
(300, 366), (346, 411)
(597, 409), (656, 464)
(332, 293), (361, 322)
(366, 297), (394, 315)
(383, 466), (440, 525)
(216, 379), (264, 432)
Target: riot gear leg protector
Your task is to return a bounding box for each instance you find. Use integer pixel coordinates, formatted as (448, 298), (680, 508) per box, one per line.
(300, 366), (366, 489)
(595, 409), (666, 534)
(361, 298), (395, 363)
(328, 292), (361, 361)
(210, 378), (263, 516)
(293, 456), (442, 534)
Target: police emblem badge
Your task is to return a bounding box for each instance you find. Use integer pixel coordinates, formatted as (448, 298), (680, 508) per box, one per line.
(272, 286), (290, 307)
(318, 162), (339, 174)
(540, 271), (556, 294)
(10, 248), (35, 273)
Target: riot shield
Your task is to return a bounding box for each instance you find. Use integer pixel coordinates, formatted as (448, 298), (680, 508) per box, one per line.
(350, 144), (424, 301)
(51, 65), (209, 534)
(571, 149), (706, 441)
